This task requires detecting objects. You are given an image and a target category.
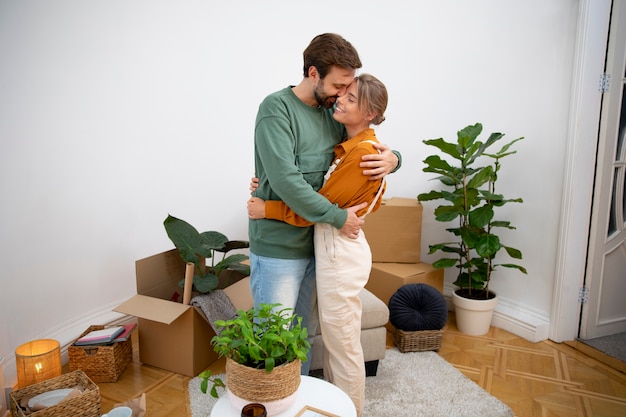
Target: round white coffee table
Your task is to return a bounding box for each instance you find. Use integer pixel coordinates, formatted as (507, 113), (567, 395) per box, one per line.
(210, 375), (356, 417)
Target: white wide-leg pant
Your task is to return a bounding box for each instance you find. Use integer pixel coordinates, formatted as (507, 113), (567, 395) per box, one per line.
(314, 222), (372, 417)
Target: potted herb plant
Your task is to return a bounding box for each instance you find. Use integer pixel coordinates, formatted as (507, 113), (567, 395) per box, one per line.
(199, 303), (310, 413)
(163, 214), (250, 293)
(417, 123), (527, 335)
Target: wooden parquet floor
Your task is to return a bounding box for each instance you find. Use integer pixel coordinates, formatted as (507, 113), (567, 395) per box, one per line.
(86, 312), (626, 417)
(437, 316), (626, 417)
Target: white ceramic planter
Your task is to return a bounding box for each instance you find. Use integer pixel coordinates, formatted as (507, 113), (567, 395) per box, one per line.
(452, 290), (498, 336)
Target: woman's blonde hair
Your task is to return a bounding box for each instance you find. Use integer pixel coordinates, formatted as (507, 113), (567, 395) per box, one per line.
(354, 74), (388, 125)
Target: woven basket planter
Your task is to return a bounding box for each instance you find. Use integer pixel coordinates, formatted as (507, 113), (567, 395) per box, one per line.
(225, 357), (301, 402)
(10, 370), (100, 417)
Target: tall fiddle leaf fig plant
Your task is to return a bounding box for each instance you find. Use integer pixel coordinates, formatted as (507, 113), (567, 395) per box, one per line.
(417, 123), (527, 299)
(164, 214), (250, 293)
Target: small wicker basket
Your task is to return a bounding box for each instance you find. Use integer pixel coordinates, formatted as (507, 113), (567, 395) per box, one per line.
(68, 325), (132, 382)
(10, 370), (100, 417)
(226, 357), (301, 402)
(393, 327), (445, 353)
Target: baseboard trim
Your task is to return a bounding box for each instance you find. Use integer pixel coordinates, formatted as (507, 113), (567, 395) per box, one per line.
(444, 283), (550, 342)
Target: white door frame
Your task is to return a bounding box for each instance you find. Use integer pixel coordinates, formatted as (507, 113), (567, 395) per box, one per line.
(550, 0), (612, 342)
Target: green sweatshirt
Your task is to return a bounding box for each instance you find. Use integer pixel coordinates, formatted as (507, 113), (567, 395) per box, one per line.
(249, 86), (348, 259)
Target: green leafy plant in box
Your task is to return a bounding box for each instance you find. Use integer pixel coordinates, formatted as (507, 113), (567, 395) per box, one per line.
(164, 214), (250, 293)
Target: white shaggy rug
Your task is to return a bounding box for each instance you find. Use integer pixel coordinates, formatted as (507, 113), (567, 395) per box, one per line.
(188, 348), (514, 417)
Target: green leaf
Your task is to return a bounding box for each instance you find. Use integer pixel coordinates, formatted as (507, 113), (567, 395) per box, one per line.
(215, 240), (250, 253)
(434, 205), (464, 222)
(423, 138), (462, 160)
(228, 262), (251, 275)
(418, 190), (444, 202)
(494, 136), (525, 157)
(271, 346), (286, 357)
(164, 215), (205, 263)
(428, 243), (463, 256)
(463, 188), (481, 207)
(199, 231), (228, 251)
(466, 165), (493, 190)
(503, 246), (523, 259)
(432, 258), (458, 268)
(457, 123), (482, 149)
(470, 131), (504, 165)
(476, 234), (501, 257)
(489, 220), (512, 229)
(215, 253), (249, 268)
(440, 190), (464, 205)
(422, 154), (456, 172)
(477, 190), (504, 201)
(469, 205), (494, 228)
(497, 263), (528, 274)
(194, 273), (219, 293)
(459, 227), (481, 248)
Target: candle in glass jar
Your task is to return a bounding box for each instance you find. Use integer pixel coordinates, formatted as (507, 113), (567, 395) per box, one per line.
(241, 403), (267, 417)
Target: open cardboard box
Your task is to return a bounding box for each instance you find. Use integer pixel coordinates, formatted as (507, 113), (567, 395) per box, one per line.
(114, 249), (248, 377)
(366, 262), (444, 305)
(362, 197), (422, 263)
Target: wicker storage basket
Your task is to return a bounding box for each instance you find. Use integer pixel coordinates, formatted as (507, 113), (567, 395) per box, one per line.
(10, 370), (100, 417)
(393, 327), (445, 353)
(226, 357), (301, 402)
(68, 325), (132, 382)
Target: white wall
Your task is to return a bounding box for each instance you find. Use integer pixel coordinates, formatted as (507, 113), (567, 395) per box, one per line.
(0, 0), (583, 388)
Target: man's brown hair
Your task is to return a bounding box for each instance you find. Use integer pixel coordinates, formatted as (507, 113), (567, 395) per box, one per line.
(302, 33), (362, 79)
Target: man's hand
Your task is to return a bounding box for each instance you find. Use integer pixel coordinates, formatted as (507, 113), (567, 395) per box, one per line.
(247, 197), (266, 219)
(359, 143), (398, 180)
(339, 202), (368, 239)
(250, 177), (260, 194)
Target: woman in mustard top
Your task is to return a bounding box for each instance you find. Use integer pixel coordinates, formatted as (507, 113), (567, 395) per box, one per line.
(247, 74), (388, 417)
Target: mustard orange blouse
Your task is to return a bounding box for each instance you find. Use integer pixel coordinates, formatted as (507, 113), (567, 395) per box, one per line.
(264, 128), (386, 226)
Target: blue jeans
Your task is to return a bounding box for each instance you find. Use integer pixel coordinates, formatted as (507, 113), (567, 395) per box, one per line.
(249, 252), (318, 375)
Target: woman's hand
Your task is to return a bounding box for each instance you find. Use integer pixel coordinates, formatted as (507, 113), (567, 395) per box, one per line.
(247, 197), (266, 219)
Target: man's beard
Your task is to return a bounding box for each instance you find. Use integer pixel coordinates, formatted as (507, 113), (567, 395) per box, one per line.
(314, 86), (337, 109)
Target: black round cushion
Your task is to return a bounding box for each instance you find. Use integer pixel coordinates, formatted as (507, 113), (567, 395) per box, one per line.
(389, 284), (448, 331)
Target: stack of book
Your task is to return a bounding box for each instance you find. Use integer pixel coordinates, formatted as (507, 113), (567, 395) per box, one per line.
(74, 324), (137, 346)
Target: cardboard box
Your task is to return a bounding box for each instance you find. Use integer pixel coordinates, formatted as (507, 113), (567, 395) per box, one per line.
(114, 249), (248, 377)
(223, 275), (253, 311)
(362, 197), (422, 263)
(365, 262), (443, 306)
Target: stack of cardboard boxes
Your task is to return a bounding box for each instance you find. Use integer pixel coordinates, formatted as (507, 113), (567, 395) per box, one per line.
(362, 197), (443, 329)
